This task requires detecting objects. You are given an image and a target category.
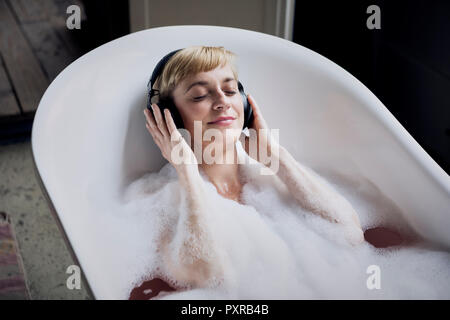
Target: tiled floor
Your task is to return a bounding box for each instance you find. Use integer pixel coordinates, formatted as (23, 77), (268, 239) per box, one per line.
(0, 140), (91, 299)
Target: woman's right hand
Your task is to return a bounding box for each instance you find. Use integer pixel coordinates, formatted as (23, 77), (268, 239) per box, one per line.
(144, 103), (198, 171)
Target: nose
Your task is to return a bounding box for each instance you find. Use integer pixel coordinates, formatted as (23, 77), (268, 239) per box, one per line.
(212, 90), (231, 111)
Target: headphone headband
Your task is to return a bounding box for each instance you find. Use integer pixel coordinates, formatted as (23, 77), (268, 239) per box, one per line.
(148, 49), (182, 99)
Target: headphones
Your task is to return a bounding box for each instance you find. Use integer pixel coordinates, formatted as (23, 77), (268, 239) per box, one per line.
(147, 48), (254, 130)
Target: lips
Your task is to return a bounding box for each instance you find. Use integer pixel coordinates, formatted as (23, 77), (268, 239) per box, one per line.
(208, 116), (236, 124)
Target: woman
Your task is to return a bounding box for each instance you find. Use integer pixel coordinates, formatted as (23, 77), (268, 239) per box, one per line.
(142, 46), (364, 293)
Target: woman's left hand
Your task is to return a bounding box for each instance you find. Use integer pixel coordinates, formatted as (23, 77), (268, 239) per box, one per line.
(240, 94), (280, 165)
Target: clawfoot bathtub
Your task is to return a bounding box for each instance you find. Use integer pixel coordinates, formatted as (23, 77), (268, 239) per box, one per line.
(31, 25), (450, 299)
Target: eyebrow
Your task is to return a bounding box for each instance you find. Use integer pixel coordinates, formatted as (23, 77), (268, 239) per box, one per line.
(184, 77), (237, 94)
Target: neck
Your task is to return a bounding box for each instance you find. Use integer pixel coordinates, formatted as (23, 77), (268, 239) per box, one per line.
(198, 143), (241, 187)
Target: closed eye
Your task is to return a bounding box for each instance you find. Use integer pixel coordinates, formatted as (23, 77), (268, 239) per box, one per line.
(193, 91), (237, 101)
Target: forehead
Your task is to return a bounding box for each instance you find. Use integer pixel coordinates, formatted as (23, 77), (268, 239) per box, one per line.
(183, 64), (235, 85)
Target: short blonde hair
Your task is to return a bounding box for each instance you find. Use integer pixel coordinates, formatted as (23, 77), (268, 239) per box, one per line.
(151, 46), (238, 102)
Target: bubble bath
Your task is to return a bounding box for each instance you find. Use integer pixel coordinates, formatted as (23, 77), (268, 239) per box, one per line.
(117, 142), (450, 299)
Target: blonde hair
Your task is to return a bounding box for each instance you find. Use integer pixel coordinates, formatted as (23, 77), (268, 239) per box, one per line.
(151, 46), (238, 102)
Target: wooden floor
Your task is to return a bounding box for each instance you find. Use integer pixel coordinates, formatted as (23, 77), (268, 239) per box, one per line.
(0, 0), (85, 143)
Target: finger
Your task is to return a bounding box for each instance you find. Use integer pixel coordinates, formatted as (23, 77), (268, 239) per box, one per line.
(247, 94), (258, 110)
(163, 109), (182, 142)
(144, 109), (157, 128)
(163, 108), (176, 133)
(145, 109), (165, 139)
(248, 94), (269, 127)
(146, 119), (163, 142)
(145, 122), (157, 140)
(247, 94), (261, 117)
(152, 103), (170, 138)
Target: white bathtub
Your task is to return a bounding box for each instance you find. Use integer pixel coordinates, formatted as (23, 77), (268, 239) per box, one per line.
(31, 25), (450, 299)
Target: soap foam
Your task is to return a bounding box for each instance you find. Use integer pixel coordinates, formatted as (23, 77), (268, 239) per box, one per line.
(115, 143), (450, 299)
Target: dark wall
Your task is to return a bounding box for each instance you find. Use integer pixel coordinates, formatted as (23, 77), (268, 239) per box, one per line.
(293, 0), (450, 175)
(81, 0), (130, 51)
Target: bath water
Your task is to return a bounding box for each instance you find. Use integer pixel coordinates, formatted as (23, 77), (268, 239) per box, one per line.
(117, 142), (450, 299)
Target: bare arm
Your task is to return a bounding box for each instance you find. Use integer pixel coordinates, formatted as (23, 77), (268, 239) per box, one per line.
(273, 146), (364, 244)
(144, 105), (224, 287)
(159, 165), (225, 288)
(241, 94), (363, 245)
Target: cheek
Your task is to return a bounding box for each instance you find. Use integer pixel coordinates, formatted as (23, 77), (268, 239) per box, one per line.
(180, 103), (211, 128)
(195, 104), (213, 122)
(178, 101), (199, 118)
(234, 99), (245, 121)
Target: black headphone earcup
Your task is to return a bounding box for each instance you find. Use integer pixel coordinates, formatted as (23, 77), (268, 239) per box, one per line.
(244, 95), (254, 129)
(147, 98), (185, 129)
(239, 82), (254, 130)
(163, 98), (185, 129)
